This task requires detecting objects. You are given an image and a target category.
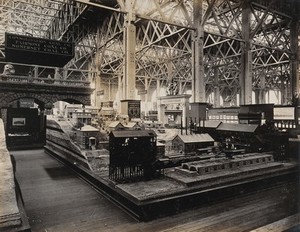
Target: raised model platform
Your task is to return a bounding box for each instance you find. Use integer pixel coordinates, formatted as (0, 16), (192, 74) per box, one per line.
(45, 141), (299, 221)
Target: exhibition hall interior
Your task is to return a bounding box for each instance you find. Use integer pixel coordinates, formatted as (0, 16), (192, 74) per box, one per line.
(0, 0), (300, 231)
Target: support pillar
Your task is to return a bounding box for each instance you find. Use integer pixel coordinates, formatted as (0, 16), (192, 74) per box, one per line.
(118, 74), (122, 111)
(291, 16), (299, 97)
(233, 87), (238, 106)
(108, 80), (111, 101)
(255, 73), (266, 104)
(34, 66), (38, 79)
(54, 67), (59, 79)
(259, 90), (266, 104)
(62, 67), (67, 80)
(123, 0), (136, 100)
(94, 31), (103, 108)
(240, 0), (252, 105)
(290, 13), (299, 128)
(144, 78), (149, 114)
(178, 81), (183, 95)
(254, 90), (259, 104)
(281, 79), (288, 105)
(291, 17), (299, 130)
(214, 67), (220, 107)
(192, 0), (205, 103)
(259, 72), (266, 104)
(94, 73), (101, 108)
(156, 80), (161, 112)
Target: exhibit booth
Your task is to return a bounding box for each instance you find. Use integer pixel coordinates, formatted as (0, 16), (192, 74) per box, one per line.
(158, 94), (191, 127)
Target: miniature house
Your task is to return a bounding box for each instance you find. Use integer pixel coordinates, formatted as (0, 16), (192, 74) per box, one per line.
(172, 133), (214, 155)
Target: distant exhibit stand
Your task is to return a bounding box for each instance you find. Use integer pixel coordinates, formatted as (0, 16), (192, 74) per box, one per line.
(158, 94), (191, 127)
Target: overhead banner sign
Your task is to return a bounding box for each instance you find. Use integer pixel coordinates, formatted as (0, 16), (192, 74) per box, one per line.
(5, 33), (74, 67)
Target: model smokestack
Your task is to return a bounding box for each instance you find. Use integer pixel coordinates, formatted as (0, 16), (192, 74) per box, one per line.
(181, 117), (183, 135)
(185, 117), (188, 135)
(190, 117), (192, 135)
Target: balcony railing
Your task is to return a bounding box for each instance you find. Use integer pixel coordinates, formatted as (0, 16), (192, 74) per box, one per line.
(0, 74), (90, 87)
(0, 61), (92, 88)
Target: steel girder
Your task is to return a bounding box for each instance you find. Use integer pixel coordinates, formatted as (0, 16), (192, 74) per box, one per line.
(202, 0), (296, 105)
(132, 0), (194, 95)
(117, 0), (194, 28)
(0, 0), (298, 106)
(87, 5), (194, 93)
(90, 0), (297, 105)
(45, 1), (87, 41)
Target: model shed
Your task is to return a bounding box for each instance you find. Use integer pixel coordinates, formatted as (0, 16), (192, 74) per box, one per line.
(172, 133), (214, 155)
(108, 121), (125, 131)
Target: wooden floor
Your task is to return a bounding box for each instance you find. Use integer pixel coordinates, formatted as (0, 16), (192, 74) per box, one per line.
(250, 213), (300, 232)
(11, 149), (299, 232)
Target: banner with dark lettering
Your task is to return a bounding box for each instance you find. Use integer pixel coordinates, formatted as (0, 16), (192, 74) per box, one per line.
(5, 33), (74, 67)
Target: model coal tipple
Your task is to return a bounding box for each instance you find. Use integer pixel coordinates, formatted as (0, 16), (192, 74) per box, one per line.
(109, 130), (158, 182)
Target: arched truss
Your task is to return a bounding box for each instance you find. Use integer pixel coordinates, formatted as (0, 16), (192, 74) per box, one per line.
(0, 0), (299, 106)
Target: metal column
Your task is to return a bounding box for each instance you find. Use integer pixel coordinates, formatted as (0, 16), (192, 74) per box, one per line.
(290, 18), (299, 98)
(290, 13), (299, 127)
(192, 0), (205, 103)
(123, 0), (136, 100)
(214, 67), (220, 107)
(240, 0), (252, 105)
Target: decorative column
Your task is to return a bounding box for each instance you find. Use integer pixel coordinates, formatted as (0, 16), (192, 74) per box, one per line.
(240, 0), (252, 105)
(192, 0), (205, 103)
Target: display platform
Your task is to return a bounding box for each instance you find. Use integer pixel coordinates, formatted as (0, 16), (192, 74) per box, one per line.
(45, 144), (299, 221)
(113, 154), (297, 204)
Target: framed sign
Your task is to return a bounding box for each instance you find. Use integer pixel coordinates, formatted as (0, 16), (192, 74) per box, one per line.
(12, 118), (26, 126)
(274, 107), (295, 120)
